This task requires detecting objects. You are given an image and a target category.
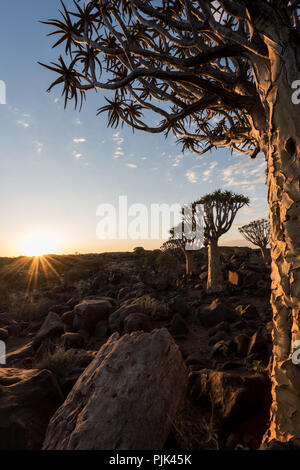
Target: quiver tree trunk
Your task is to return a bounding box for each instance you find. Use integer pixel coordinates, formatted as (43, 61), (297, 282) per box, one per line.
(184, 251), (194, 276)
(260, 245), (271, 265)
(207, 238), (223, 293)
(259, 44), (300, 445)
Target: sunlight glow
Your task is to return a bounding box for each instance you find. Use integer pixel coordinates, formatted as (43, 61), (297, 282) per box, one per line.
(22, 232), (57, 257)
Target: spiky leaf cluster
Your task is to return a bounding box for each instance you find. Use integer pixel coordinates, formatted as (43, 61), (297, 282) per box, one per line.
(40, 1), (300, 156)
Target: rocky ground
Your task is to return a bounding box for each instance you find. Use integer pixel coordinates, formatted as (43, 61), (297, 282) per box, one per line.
(0, 247), (273, 450)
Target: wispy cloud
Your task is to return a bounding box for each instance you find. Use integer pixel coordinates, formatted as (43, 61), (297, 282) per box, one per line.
(73, 151), (82, 159)
(127, 163), (137, 168)
(186, 170), (198, 183)
(168, 153), (184, 167)
(222, 157), (266, 188)
(33, 140), (43, 154)
(18, 120), (30, 128)
(202, 161), (218, 182)
(112, 132), (124, 158)
(73, 138), (86, 143)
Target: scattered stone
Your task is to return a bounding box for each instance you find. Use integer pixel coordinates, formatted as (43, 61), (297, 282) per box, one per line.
(234, 334), (250, 357)
(185, 354), (213, 369)
(73, 299), (113, 333)
(92, 324), (109, 340)
(248, 331), (268, 356)
(117, 287), (130, 300)
(228, 271), (242, 287)
(208, 330), (229, 346)
(235, 304), (258, 320)
(0, 313), (15, 328)
(168, 295), (188, 317)
(167, 313), (189, 338)
(189, 368), (271, 445)
(61, 332), (84, 349)
(211, 340), (231, 358)
(5, 342), (34, 367)
(65, 297), (80, 309)
(208, 321), (231, 337)
(109, 304), (147, 332)
(123, 313), (152, 334)
(0, 328), (9, 341)
(61, 310), (75, 331)
(49, 305), (70, 315)
(0, 368), (63, 450)
(195, 300), (239, 327)
(220, 362), (245, 371)
(33, 312), (64, 349)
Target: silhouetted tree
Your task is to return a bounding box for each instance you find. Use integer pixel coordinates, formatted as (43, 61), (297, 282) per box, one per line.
(239, 218), (271, 264)
(196, 190), (249, 292)
(162, 202), (203, 275)
(162, 229), (195, 275)
(133, 246), (145, 255)
(42, 0), (300, 444)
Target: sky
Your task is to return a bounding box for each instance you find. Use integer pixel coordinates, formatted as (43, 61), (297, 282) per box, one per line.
(0, 0), (269, 257)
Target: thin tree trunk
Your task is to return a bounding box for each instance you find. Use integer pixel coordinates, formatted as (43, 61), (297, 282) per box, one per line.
(184, 251), (193, 276)
(207, 238), (223, 292)
(260, 245), (271, 265)
(258, 45), (300, 444)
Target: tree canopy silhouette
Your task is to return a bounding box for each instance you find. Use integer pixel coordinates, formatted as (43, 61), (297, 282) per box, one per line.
(41, 0), (300, 445)
(196, 189), (249, 291)
(239, 218), (270, 264)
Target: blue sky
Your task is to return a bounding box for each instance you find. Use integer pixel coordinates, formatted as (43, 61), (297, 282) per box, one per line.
(0, 0), (268, 256)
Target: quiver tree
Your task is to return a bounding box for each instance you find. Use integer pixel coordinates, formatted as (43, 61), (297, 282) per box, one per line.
(239, 218), (271, 264)
(162, 203), (203, 275)
(162, 228), (195, 275)
(196, 190), (248, 292)
(42, 0), (300, 444)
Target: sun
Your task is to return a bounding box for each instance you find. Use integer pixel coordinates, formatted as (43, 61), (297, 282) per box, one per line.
(22, 232), (57, 257)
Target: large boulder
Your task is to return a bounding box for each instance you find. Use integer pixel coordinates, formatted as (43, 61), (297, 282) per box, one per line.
(43, 328), (188, 450)
(73, 299), (113, 333)
(33, 312), (64, 349)
(0, 368), (63, 450)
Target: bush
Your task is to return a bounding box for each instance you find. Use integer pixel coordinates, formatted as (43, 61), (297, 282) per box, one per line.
(155, 252), (178, 272)
(131, 295), (171, 320)
(172, 409), (219, 450)
(7, 297), (58, 321)
(36, 349), (81, 378)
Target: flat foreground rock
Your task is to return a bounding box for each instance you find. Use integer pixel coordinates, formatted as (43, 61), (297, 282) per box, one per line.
(43, 328), (188, 450)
